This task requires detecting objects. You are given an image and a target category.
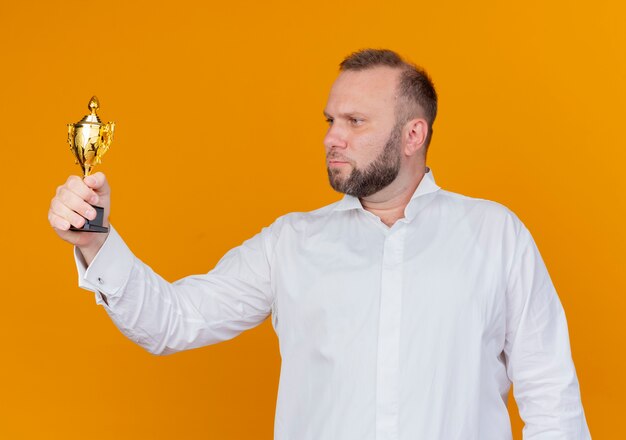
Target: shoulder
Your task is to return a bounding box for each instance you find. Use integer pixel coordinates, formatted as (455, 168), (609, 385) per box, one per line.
(433, 188), (526, 237)
(277, 198), (342, 224)
(436, 188), (517, 216)
(436, 188), (511, 212)
(262, 199), (345, 239)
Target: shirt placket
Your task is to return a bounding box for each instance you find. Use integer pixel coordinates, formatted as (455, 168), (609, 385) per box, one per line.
(376, 224), (406, 440)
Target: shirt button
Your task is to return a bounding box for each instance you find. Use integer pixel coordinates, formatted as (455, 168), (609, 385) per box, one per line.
(98, 277), (104, 284)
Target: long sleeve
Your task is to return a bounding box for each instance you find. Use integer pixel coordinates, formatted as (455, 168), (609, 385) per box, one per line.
(74, 224), (278, 355)
(503, 224), (591, 439)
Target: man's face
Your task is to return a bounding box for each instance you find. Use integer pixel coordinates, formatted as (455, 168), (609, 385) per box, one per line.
(323, 67), (403, 198)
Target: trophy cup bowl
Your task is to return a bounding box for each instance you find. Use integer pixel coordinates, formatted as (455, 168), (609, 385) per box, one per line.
(67, 96), (115, 233)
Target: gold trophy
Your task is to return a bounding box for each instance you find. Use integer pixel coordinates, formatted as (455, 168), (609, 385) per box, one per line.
(67, 96), (115, 232)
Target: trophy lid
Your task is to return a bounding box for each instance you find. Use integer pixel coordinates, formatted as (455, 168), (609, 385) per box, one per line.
(75, 96), (102, 126)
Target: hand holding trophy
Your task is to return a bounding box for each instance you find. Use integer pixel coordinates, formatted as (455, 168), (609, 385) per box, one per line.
(67, 96), (115, 232)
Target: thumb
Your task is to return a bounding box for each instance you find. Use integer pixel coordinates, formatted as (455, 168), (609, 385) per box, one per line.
(84, 172), (110, 193)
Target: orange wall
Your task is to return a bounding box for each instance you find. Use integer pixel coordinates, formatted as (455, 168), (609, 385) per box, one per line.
(1, 0), (623, 438)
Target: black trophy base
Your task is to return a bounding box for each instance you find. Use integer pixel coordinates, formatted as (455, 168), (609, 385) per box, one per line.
(70, 205), (109, 233)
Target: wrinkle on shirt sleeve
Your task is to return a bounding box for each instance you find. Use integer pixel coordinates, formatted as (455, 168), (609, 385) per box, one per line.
(503, 223), (591, 439)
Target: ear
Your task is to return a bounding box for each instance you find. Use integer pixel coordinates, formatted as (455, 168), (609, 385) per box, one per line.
(403, 118), (428, 157)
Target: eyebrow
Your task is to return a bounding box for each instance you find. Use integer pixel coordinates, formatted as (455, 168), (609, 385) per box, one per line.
(323, 111), (367, 119)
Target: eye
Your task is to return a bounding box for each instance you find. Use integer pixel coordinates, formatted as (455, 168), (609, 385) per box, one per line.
(350, 118), (363, 126)
(325, 117), (334, 126)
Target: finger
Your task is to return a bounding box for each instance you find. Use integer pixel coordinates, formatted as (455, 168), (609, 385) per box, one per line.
(83, 172), (109, 194)
(65, 175), (99, 205)
(57, 187), (98, 221)
(48, 211), (71, 231)
(51, 198), (87, 229)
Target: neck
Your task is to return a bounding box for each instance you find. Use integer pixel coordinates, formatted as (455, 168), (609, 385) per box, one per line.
(360, 166), (427, 227)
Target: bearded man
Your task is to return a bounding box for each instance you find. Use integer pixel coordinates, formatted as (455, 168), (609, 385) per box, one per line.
(48, 49), (591, 439)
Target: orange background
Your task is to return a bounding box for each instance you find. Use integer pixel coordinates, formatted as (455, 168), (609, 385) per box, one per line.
(1, 0), (623, 438)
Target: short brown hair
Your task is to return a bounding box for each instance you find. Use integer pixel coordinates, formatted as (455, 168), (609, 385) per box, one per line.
(340, 49), (438, 151)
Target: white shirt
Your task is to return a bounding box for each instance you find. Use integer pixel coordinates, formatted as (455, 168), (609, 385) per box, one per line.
(76, 169), (591, 439)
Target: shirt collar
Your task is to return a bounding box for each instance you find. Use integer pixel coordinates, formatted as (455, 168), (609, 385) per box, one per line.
(334, 167), (441, 214)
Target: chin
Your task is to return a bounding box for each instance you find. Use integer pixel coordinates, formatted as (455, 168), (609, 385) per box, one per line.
(327, 168), (347, 188)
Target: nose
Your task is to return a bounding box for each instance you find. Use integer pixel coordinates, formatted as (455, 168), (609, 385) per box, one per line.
(323, 122), (348, 151)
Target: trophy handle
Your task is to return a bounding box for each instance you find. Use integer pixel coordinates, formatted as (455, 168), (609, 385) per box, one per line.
(96, 122), (115, 165)
(67, 123), (78, 164)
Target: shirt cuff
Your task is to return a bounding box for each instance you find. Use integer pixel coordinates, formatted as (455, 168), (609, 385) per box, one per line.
(73, 224), (135, 301)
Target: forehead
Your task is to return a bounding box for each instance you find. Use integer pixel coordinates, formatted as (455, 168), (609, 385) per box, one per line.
(325, 66), (401, 115)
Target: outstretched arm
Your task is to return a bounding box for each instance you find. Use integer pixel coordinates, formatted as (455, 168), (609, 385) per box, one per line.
(75, 223), (277, 355)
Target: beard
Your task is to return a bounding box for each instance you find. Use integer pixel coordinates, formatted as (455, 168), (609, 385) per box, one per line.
(327, 122), (402, 198)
